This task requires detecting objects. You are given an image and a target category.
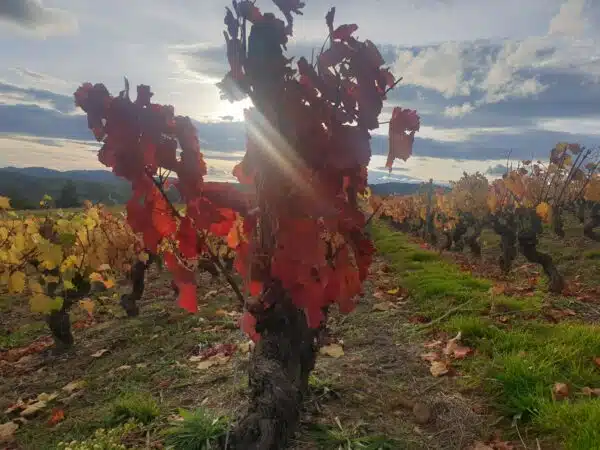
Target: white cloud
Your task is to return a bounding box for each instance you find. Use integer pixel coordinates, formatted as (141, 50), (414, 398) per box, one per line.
(443, 102), (474, 117)
(393, 0), (597, 115)
(536, 116), (600, 135)
(548, 0), (587, 36)
(368, 154), (508, 185)
(394, 41), (476, 98)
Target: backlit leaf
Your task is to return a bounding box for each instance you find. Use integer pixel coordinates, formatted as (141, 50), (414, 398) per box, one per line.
(8, 271), (26, 293)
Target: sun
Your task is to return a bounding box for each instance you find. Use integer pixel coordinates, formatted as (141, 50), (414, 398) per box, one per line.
(214, 96), (254, 122)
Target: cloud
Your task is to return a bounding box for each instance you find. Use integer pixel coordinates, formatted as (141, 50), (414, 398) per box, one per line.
(548, 0), (587, 36)
(390, 0), (599, 117)
(486, 163), (509, 175)
(443, 102), (474, 117)
(0, 82), (75, 113)
(0, 0), (77, 36)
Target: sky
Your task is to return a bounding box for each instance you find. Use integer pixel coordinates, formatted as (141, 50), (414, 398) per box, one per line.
(0, 0), (599, 185)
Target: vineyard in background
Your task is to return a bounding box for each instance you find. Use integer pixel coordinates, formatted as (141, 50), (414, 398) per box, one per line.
(372, 142), (600, 294)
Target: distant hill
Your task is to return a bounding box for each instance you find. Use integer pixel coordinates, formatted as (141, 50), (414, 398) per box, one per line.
(0, 167), (444, 210)
(0, 167), (132, 210)
(369, 182), (449, 196)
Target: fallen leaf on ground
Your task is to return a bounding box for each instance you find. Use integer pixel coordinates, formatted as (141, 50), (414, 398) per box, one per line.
(373, 291), (385, 299)
(91, 349), (109, 358)
(197, 354), (230, 370)
(190, 343), (237, 362)
(320, 343), (344, 358)
(214, 309), (229, 317)
(4, 399), (25, 415)
(47, 408), (65, 426)
(0, 421), (18, 443)
(429, 361), (449, 377)
(452, 346), (472, 359)
(420, 352), (440, 362)
(115, 365), (131, 371)
(37, 392), (59, 402)
(0, 336), (53, 362)
(372, 302), (394, 311)
(443, 332), (462, 355)
(423, 340), (443, 348)
(20, 401), (47, 417)
(387, 287), (400, 295)
(582, 387), (600, 397)
(62, 380), (86, 394)
(552, 382), (569, 400)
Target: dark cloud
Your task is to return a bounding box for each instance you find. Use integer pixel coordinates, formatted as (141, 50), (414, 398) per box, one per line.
(1, 98), (596, 165)
(0, 82), (75, 113)
(486, 163), (508, 175)
(374, 166), (409, 172)
(0, 0), (75, 32)
(175, 40), (398, 81)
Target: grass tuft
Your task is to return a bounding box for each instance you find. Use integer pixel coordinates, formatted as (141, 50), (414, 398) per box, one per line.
(108, 392), (160, 425)
(163, 408), (229, 450)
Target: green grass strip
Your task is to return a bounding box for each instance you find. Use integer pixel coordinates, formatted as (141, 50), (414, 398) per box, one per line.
(371, 221), (600, 450)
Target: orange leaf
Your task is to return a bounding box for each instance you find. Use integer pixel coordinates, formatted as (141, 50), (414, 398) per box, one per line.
(581, 386), (600, 397)
(47, 408), (65, 426)
(552, 382), (569, 401)
(430, 361), (449, 377)
(452, 346), (472, 359)
(420, 352), (440, 362)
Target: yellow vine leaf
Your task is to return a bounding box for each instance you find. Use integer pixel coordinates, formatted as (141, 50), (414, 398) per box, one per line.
(38, 241), (63, 271)
(8, 271), (26, 293)
(0, 196), (11, 210)
(30, 294), (63, 314)
(535, 202), (552, 223)
(89, 272), (103, 283)
(487, 192), (498, 213)
(585, 178), (600, 202)
(79, 298), (95, 315)
(138, 252), (149, 263)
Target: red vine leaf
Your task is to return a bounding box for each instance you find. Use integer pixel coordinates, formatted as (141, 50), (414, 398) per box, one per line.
(386, 107), (420, 171)
(332, 24), (358, 41)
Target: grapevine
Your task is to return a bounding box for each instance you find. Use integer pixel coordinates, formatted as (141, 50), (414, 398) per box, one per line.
(70, 0), (418, 446)
(376, 142), (600, 293)
(0, 198), (143, 347)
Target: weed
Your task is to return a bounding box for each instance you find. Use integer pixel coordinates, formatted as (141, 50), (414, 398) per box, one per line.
(108, 392), (160, 425)
(163, 408), (229, 450)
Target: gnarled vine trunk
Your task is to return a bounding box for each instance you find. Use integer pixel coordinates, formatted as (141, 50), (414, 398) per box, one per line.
(583, 205), (600, 241)
(518, 232), (564, 293)
(452, 222), (467, 252)
(492, 217), (517, 274)
(46, 306), (74, 349)
(464, 224), (482, 257)
(228, 283), (318, 450)
(45, 273), (91, 349)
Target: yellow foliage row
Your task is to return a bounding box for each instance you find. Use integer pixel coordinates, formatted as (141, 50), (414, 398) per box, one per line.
(0, 200), (142, 314)
(376, 142), (600, 230)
